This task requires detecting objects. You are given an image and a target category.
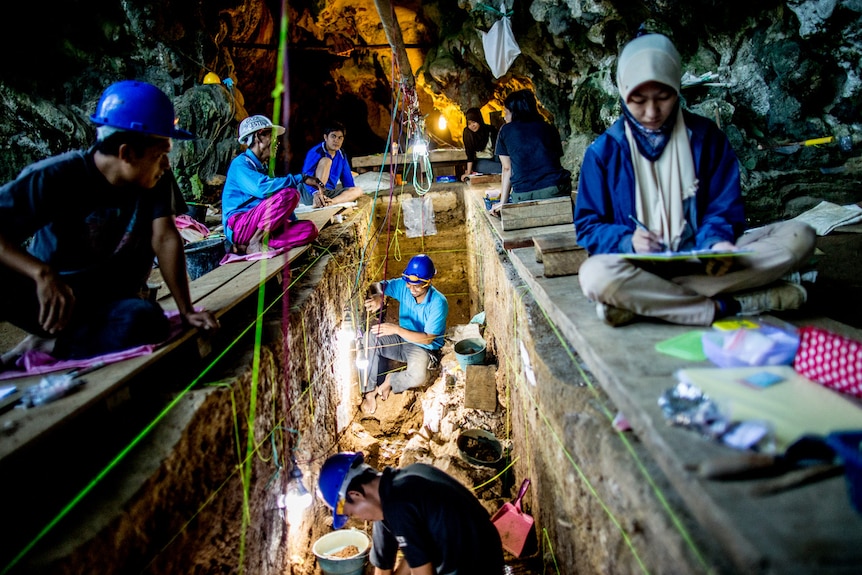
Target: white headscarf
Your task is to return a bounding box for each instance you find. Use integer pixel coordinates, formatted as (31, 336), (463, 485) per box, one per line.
(618, 34), (698, 251)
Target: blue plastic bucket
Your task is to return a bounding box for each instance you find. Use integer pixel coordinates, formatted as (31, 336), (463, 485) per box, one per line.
(454, 338), (486, 370)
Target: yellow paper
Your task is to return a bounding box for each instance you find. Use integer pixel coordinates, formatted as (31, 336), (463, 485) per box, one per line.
(677, 365), (862, 451)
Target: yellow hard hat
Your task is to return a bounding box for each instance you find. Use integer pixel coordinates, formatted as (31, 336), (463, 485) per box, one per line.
(203, 72), (221, 85)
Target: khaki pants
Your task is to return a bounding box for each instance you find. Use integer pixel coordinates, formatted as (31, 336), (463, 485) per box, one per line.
(578, 221), (816, 325)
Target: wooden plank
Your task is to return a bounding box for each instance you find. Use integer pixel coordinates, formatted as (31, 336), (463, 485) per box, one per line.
(466, 174), (502, 186)
(533, 232), (586, 276)
(352, 148), (467, 169)
(500, 197), (573, 231)
(464, 185), (574, 250)
(464, 365), (498, 412)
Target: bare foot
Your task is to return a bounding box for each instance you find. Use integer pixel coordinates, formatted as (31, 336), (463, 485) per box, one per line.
(360, 391), (377, 414)
(377, 381), (391, 401)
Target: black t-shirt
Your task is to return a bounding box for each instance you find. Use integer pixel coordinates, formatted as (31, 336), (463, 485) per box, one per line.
(0, 149), (183, 298)
(371, 464), (504, 575)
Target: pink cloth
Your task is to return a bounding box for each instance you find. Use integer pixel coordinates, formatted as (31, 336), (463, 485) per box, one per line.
(175, 214), (210, 237)
(227, 188), (319, 250)
(219, 248), (286, 265)
(0, 310), (191, 381)
(0, 345), (156, 381)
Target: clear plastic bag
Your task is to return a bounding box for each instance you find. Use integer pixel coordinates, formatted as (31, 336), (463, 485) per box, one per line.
(702, 323), (799, 368)
(402, 195), (437, 238)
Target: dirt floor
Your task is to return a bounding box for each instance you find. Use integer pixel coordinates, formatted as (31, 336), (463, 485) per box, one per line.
(335, 329), (546, 573)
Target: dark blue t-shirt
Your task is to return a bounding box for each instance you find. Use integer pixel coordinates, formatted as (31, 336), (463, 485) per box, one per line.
(0, 149), (182, 297)
(371, 464), (504, 574)
(496, 120), (568, 193)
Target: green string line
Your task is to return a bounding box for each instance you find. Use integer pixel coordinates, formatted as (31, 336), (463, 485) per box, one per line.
(542, 527), (561, 575)
(489, 282), (650, 573)
(1, 187), (362, 573)
(491, 316), (651, 574)
(527, 287), (716, 574)
(472, 456), (519, 491)
(1, 333), (242, 575)
(496, 256), (715, 573)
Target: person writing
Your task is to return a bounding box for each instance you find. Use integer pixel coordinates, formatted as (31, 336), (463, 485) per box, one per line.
(360, 255), (448, 415)
(0, 81), (218, 365)
(318, 451), (504, 575)
(459, 107), (502, 181)
(300, 121), (364, 208)
(489, 89), (572, 216)
(222, 115), (320, 255)
(574, 32), (816, 327)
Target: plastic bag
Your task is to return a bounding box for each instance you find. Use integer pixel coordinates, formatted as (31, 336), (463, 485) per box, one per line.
(702, 323), (799, 368)
(402, 195), (437, 238)
(481, 3), (520, 78)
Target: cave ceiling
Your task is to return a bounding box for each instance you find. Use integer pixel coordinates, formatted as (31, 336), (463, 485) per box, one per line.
(1, 0), (861, 217)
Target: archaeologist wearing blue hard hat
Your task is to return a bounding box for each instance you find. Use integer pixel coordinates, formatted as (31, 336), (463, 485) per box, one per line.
(361, 254), (448, 414)
(318, 451), (504, 574)
(0, 80), (219, 368)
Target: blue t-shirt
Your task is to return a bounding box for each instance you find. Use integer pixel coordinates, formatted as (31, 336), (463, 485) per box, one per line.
(221, 149), (303, 242)
(383, 278), (448, 350)
(496, 120), (567, 193)
(301, 142), (355, 190)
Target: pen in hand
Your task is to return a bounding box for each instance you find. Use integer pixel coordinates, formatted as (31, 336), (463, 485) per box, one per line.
(628, 215), (668, 251)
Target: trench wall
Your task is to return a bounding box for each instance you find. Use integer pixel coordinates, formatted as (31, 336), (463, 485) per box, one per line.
(463, 196), (727, 574)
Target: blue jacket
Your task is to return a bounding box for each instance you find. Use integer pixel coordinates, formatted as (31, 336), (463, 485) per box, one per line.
(222, 149), (303, 243)
(574, 111), (745, 255)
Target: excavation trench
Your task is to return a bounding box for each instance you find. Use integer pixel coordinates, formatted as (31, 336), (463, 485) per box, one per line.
(20, 184), (714, 575)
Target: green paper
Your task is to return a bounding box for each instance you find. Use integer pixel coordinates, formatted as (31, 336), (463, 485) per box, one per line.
(655, 330), (708, 361)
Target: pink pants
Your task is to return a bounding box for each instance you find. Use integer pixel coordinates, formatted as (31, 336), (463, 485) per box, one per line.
(227, 188), (318, 250)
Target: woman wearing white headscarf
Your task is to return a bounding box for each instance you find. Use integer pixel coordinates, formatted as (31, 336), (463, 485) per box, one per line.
(574, 33), (816, 326)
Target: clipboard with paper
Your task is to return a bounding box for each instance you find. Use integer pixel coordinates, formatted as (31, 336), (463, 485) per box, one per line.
(621, 248), (754, 261)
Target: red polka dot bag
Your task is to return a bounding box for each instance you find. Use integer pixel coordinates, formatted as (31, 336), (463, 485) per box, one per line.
(793, 326), (862, 398)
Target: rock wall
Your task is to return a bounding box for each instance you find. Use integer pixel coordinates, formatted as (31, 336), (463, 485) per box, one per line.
(3, 1), (861, 219)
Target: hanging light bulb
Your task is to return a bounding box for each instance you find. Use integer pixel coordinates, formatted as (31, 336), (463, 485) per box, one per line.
(355, 345), (369, 371)
(437, 113), (447, 131)
(278, 461), (312, 524)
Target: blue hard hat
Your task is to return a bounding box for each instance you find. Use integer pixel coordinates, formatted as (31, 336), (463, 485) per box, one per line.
(402, 254), (436, 284)
(90, 80), (194, 140)
(318, 452), (370, 529)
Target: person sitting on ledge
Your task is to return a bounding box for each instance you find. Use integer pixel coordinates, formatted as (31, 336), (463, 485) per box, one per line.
(300, 121), (364, 208)
(0, 80), (219, 366)
(489, 89), (572, 216)
(222, 115), (320, 255)
(459, 107), (502, 181)
(574, 32), (816, 327)
(360, 254), (448, 415)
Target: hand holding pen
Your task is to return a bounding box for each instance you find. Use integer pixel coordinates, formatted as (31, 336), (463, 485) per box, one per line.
(629, 215), (668, 253)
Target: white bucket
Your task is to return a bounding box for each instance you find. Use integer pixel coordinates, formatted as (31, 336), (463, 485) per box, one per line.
(312, 529), (371, 575)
